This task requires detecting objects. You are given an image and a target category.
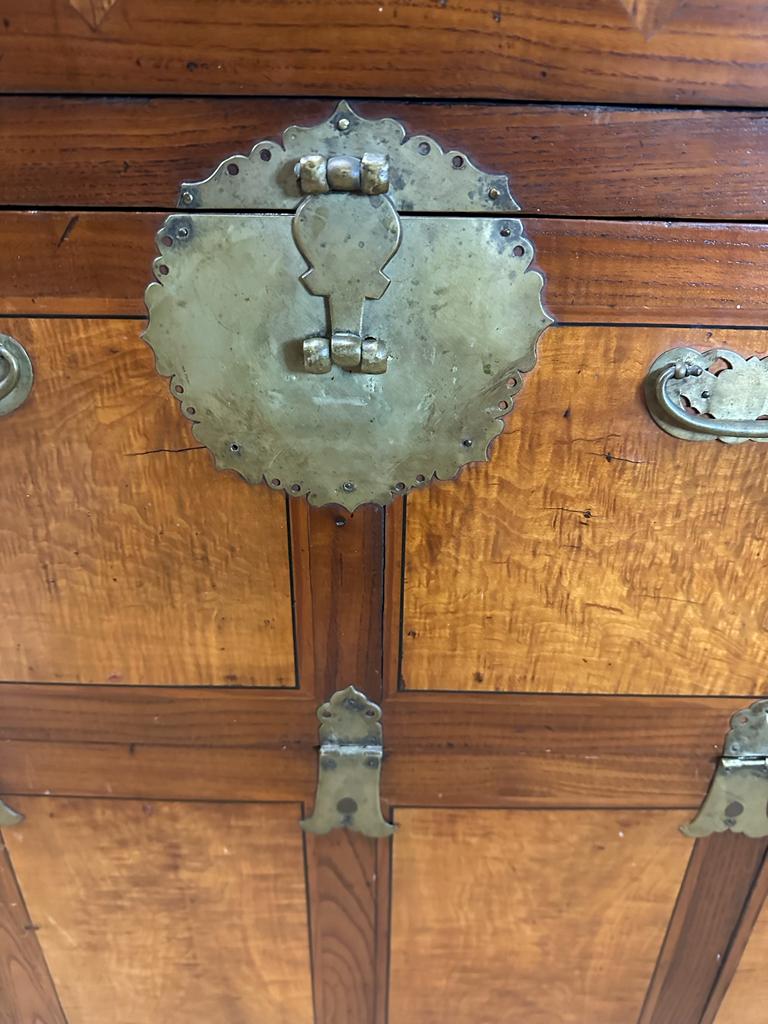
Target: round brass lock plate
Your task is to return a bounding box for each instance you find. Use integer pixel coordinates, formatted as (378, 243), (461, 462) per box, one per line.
(144, 102), (551, 510)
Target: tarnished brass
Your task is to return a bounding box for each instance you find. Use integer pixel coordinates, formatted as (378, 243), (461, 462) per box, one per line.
(301, 686), (394, 839)
(293, 190), (401, 373)
(0, 334), (33, 418)
(144, 101), (551, 509)
(646, 347), (768, 443)
(683, 699), (768, 838)
(0, 798), (22, 827)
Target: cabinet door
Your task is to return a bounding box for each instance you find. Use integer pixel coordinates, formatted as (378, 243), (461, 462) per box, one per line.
(2, 7), (768, 1024)
(0, 317), (295, 687)
(2, 799), (313, 1024)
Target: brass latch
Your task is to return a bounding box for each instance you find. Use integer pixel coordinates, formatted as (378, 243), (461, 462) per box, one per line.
(144, 100), (551, 509)
(301, 685), (395, 839)
(683, 699), (768, 838)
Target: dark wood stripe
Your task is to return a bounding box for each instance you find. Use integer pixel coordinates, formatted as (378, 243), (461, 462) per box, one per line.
(294, 502), (389, 1024)
(0, 737), (713, 808)
(383, 500), (405, 700)
(700, 845), (768, 1024)
(0, 685), (742, 754)
(384, 692), (746, 759)
(0, 836), (67, 1024)
(3, 98), (768, 220)
(0, 687), (745, 807)
(0, 738), (317, 803)
(638, 834), (768, 1024)
(304, 829), (383, 1024)
(5, 213), (768, 326)
(0, 685), (315, 747)
(290, 502), (385, 704)
(0, 1), (766, 106)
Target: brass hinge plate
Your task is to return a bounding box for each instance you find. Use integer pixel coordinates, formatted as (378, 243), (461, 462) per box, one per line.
(301, 686), (395, 839)
(683, 699), (768, 838)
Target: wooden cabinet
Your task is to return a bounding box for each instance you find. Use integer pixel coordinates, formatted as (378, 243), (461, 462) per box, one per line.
(1, 4), (768, 1024)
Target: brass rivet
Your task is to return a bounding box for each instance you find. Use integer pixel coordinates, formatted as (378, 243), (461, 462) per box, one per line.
(180, 190), (195, 206)
(489, 186), (500, 199)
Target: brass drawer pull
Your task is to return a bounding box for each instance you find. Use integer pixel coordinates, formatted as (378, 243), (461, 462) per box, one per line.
(645, 346), (768, 442)
(0, 334), (33, 417)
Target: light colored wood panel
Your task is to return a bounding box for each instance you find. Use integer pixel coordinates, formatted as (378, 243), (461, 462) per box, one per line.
(403, 326), (768, 696)
(4, 798), (313, 1024)
(0, 318), (294, 685)
(716, 896), (768, 1024)
(0, 836), (66, 1024)
(390, 808), (691, 1024)
(0, 1), (766, 105)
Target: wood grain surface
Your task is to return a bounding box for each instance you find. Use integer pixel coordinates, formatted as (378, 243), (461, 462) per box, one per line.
(0, 686), (316, 747)
(403, 326), (768, 697)
(638, 834), (768, 1024)
(0, 689), (740, 808)
(716, 871), (768, 1024)
(3, 98), (768, 221)
(0, 739), (317, 804)
(0, 317), (294, 686)
(295, 500), (391, 1024)
(304, 829), (387, 1024)
(291, 502), (385, 703)
(0, 834), (66, 1024)
(5, 213), (768, 326)
(0, 729), (714, 807)
(5, 798), (313, 1024)
(390, 808), (691, 1024)
(0, 1), (767, 105)
(699, 837), (768, 1024)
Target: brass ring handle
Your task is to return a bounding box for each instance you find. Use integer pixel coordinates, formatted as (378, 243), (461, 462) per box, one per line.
(645, 346), (768, 443)
(0, 334), (33, 416)
(0, 344), (20, 401)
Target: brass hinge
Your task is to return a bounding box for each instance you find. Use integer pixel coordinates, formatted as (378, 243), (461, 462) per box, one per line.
(683, 699), (768, 838)
(301, 685), (395, 838)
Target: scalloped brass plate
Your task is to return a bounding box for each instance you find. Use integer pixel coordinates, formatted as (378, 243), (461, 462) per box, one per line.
(144, 101), (551, 510)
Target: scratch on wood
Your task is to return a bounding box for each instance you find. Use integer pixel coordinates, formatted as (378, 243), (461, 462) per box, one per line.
(56, 214), (79, 248)
(545, 506), (597, 519)
(125, 445), (205, 457)
(589, 450), (650, 465)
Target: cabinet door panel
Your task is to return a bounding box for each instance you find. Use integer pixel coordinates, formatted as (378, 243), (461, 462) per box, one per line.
(0, 318), (294, 686)
(403, 326), (768, 696)
(390, 808), (691, 1024)
(4, 798), (312, 1024)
